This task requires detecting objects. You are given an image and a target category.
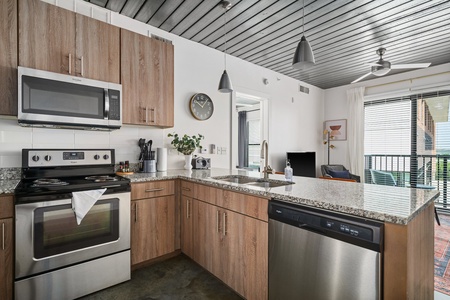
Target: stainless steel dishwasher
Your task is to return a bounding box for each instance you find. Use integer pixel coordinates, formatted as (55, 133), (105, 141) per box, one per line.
(269, 200), (383, 300)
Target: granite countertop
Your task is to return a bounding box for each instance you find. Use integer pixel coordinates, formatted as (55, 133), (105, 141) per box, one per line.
(0, 180), (20, 195)
(124, 168), (440, 225)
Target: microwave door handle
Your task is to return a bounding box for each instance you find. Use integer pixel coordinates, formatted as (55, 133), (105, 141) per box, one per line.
(104, 89), (110, 120)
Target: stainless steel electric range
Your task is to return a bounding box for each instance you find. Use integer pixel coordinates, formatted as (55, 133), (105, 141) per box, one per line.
(14, 149), (131, 300)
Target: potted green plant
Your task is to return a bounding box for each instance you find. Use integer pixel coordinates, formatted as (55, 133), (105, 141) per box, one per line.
(168, 133), (204, 169)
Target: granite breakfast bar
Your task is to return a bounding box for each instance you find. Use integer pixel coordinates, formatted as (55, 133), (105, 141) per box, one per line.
(125, 168), (439, 300)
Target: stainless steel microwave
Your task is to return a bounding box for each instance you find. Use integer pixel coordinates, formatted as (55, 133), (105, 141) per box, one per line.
(18, 67), (122, 131)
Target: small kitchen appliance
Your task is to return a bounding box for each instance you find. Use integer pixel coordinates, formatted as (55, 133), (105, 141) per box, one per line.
(18, 67), (122, 131)
(192, 156), (211, 169)
(14, 149), (131, 299)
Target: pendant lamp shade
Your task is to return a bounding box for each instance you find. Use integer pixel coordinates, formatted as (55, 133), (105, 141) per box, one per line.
(218, 1), (233, 93)
(218, 70), (233, 93)
(292, 0), (315, 70)
(292, 35), (315, 70)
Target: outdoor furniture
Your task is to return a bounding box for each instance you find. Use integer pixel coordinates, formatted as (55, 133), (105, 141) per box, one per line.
(321, 164), (361, 182)
(369, 169), (441, 225)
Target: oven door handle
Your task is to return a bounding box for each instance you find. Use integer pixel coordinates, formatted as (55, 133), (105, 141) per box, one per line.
(101, 184), (121, 188)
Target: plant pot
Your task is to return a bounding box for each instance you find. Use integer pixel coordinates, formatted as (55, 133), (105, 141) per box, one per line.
(184, 154), (193, 170)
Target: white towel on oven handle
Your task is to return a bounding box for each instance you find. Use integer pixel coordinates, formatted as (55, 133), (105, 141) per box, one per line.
(72, 188), (107, 225)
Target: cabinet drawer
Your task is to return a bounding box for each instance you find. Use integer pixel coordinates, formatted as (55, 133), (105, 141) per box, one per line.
(194, 183), (268, 221)
(0, 195), (13, 219)
(131, 180), (175, 200)
(180, 180), (194, 197)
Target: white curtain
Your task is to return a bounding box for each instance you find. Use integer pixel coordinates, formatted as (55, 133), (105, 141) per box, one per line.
(347, 87), (365, 181)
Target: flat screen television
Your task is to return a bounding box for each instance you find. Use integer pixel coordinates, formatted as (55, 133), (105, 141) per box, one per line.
(286, 152), (316, 178)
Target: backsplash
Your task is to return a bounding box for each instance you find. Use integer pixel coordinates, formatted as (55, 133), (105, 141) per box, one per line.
(0, 118), (165, 168)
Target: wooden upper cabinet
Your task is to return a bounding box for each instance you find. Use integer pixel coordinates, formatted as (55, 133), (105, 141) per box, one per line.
(121, 29), (174, 127)
(0, 0), (17, 116)
(75, 14), (120, 83)
(18, 0), (120, 83)
(19, 0), (76, 75)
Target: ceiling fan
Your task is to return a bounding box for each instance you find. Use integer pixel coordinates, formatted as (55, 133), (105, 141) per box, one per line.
(351, 47), (431, 83)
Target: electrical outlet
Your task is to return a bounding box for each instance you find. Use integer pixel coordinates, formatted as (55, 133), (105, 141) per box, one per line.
(210, 144), (216, 154)
(217, 147), (222, 155)
(221, 147), (227, 155)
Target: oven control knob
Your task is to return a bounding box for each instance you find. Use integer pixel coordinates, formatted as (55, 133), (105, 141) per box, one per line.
(44, 155), (52, 161)
(32, 155), (40, 162)
(103, 154), (109, 160)
(94, 154), (100, 160)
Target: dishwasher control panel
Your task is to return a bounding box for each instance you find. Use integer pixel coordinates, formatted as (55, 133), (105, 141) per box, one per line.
(269, 200), (383, 251)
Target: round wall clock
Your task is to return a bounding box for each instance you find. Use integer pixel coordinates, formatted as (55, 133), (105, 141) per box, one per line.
(189, 93), (214, 120)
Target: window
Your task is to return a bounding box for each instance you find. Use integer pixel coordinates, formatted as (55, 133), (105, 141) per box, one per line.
(364, 90), (450, 208)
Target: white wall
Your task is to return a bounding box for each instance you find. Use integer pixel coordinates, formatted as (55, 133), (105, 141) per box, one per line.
(324, 63), (450, 168)
(0, 0), (325, 172)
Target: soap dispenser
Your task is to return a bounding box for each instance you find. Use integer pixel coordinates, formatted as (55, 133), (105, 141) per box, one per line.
(284, 159), (293, 181)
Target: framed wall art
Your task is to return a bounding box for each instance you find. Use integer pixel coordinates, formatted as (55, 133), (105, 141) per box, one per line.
(324, 119), (347, 141)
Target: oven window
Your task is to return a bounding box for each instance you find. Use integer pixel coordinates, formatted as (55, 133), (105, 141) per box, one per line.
(33, 199), (119, 259)
(22, 75), (104, 119)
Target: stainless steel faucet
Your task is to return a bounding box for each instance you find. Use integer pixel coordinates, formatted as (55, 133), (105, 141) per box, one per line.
(260, 140), (272, 179)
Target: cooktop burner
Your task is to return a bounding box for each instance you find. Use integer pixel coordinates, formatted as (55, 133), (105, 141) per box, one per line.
(85, 175), (119, 182)
(32, 178), (70, 187)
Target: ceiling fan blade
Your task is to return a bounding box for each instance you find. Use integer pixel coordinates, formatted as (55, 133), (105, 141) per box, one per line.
(351, 72), (372, 83)
(366, 62), (382, 66)
(391, 63), (431, 69)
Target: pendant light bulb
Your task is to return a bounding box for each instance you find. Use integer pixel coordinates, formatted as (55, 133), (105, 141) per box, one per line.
(292, 0), (315, 70)
(218, 1), (233, 93)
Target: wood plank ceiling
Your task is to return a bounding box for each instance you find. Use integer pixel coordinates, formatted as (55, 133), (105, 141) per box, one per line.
(85, 0), (450, 89)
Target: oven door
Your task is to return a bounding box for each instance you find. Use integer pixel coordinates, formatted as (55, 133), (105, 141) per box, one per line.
(15, 192), (130, 279)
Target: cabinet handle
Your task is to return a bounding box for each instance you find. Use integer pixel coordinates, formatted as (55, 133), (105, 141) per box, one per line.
(68, 53), (72, 75)
(145, 188), (164, 192)
(145, 107), (149, 123)
(78, 56), (84, 77)
(2, 223), (5, 250)
(134, 203), (138, 223)
(216, 210), (220, 233)
(150, 108), (155, 123)
(223, 212), (227, 236)
(182, 187), (191, 191)
(186, 199), (190, 219)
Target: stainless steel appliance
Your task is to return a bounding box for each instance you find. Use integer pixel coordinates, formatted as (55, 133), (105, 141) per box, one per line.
(14, 149), (131, 300)
(18, 67), (122, 131)
(192, 156), (211, 169)
(269, 200), (383, 300)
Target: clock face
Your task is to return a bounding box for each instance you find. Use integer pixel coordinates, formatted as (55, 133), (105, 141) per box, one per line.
(189, 93), (214, 121)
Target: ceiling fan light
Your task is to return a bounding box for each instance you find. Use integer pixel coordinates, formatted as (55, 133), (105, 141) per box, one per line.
(218, 70), (233, 93)
(292, 36), (315, 70)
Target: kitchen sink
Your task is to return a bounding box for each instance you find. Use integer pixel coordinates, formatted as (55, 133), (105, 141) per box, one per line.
(212, 175), (294, 188)
(212, 175), (260, 184)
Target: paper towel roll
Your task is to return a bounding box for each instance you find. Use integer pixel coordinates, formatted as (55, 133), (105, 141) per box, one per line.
(157, 148), (168, 171)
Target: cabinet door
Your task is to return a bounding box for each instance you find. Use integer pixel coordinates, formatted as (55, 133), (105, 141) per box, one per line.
(19, 0), (76, 75)
(121, 29), (174, 127)
(225, 210), (268, 300)
(121, 29), (151, 125)
(194, 200), (219, 273)
(131, 196), (176, 265)
(0, 0), (17, 116)
(0, 218), (13, 300)
(181, 196), (194, 259)
(75, 14), (120, 83)
(149, 38), (174, 127)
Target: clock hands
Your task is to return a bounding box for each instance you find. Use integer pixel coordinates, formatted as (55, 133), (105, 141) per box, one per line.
(194, 99), (209, 109)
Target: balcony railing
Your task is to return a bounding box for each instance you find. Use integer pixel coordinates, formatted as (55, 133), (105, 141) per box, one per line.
(365, 154), (449, 209)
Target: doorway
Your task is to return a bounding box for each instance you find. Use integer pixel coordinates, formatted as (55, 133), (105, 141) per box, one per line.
(231, 91), (269, 171)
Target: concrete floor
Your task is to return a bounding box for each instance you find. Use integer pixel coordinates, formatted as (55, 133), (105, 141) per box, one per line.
(79, 254), (243, 300)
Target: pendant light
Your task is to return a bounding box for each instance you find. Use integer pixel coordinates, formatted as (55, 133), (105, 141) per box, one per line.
(292, 0), (315, 70)
(218, 1), (233, 93)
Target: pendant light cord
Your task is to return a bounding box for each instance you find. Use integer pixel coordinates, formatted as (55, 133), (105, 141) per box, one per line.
(224, 9), (227, 68)
(302, 0), (305, 35)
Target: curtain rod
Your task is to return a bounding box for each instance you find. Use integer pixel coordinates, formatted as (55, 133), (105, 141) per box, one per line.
(366, 71), (450, 90)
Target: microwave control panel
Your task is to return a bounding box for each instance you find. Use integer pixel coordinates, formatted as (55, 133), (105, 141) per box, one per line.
(108, 89), (121, 120)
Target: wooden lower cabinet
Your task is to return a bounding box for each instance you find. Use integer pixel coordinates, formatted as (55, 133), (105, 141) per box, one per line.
(181, 183), (268, 300)
(0, 195), (14, 300)
(131, 195), (176, 265)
